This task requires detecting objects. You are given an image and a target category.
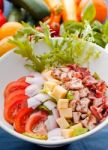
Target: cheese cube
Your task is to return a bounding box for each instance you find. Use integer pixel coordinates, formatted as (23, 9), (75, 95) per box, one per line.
(59, 108), (72, 118)
(57, 99), (69, 109)
(44, 81), (57, 92)
(61, 129), (74, 138)
(56, 117), (70, 129)
(51, 85), (67, 100)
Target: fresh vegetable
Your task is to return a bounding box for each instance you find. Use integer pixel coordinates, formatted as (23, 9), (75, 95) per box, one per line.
(4, 95), (28, 124)
(8, 0), (50, 21)
(4, 81), (29, 98)
(63, 20), (108, 48)
(0, 10), (6, 27)
(44, 0), (61, 11)
(14, 107), (33, 133)
(0, 0), (4, 11)
(0, 36), (16, 56)
(25, 111), (47, 135)
(0, 22), (23, 40)
(61, 0), (79, 22)
(78, 0), (107, 22)
(10, 22), (100, 72)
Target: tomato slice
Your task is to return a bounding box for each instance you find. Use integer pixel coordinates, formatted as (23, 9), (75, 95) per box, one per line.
(14, 108), (33, 133)
(4, 95), (28, 124)
(4, 81), (29, 98)
(25, 111), (47, 135)
(5, 89), (27, 105)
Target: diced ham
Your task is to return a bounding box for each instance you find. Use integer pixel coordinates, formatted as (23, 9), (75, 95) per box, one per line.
(60, 72), (69, 82)
(69, 100), (77, 111)
(81, 117), (89, 128)
(83, 76), (98, 86)
(51, 69), (61, 80)
(80, 88), (89, 98)
(60, 67), (70, 72)
(65, 78), (83, 90)
(73, 112), (81, 123)
(76, 98), (90, 113)
(81, 114), (87, 119)
(72, 91), (80, 100)
(87, 115), (97, 130)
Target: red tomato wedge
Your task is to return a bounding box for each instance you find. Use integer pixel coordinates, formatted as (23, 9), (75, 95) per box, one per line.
(14, 108), (33, 133)
(4, 95), (28, 124)
(4, 81), (29, 98)
(5, 89), (27, 105)
(25, 111), (47, 134)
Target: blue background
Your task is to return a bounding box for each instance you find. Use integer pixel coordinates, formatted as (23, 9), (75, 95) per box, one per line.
(1, 0), (108, 150)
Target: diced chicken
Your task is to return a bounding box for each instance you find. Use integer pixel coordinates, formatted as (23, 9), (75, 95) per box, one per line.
(93, 98), (103, 107)
(59, 108), (72, 118)
(44, 81), (57, 92)
(81, 117), (89, 128)
(56, 117), (70, 129)
(57, 99), (69, 109)
(51, 68), (62, 80)
(72, 112), (81, 123)
(69, 100), (77, 111)
(65, 78), (83, 90)
(76, 98), (90, 113)
(61, 129), (74, 138)
(51, 85), (67, 100)
(80, 88), (89, 98)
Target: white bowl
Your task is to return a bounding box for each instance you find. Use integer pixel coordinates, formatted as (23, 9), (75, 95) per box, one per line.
(0, 40), (108, 148)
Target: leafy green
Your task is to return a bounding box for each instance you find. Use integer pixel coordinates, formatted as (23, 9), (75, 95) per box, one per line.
(82, 1), (96, 22)
(11, 22), (100, 72)
(66, 91), (75, 100)
(93, 72), (100, 80)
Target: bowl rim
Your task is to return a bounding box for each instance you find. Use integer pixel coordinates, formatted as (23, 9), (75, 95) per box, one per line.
(0, 40), (108, 145)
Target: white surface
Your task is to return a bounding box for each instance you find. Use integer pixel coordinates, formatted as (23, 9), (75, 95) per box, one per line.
(0, 40), (108, 147)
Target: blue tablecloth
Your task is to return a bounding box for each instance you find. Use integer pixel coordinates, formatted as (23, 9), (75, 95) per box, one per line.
(1, 0), (108, 150)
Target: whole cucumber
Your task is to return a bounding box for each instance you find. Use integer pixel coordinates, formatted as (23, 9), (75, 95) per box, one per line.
(8, 0), (50, 20)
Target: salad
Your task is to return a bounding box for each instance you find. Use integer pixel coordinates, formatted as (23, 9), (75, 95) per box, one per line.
(4, 64), (108, 140)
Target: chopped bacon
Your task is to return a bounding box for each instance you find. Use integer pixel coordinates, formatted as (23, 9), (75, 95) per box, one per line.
(73, 112), (81, 123)
(93, 98), (103, 107)
(90, 106), (103, 121)
(80, 88), (89, 98)
(65, 78), (83, 90)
